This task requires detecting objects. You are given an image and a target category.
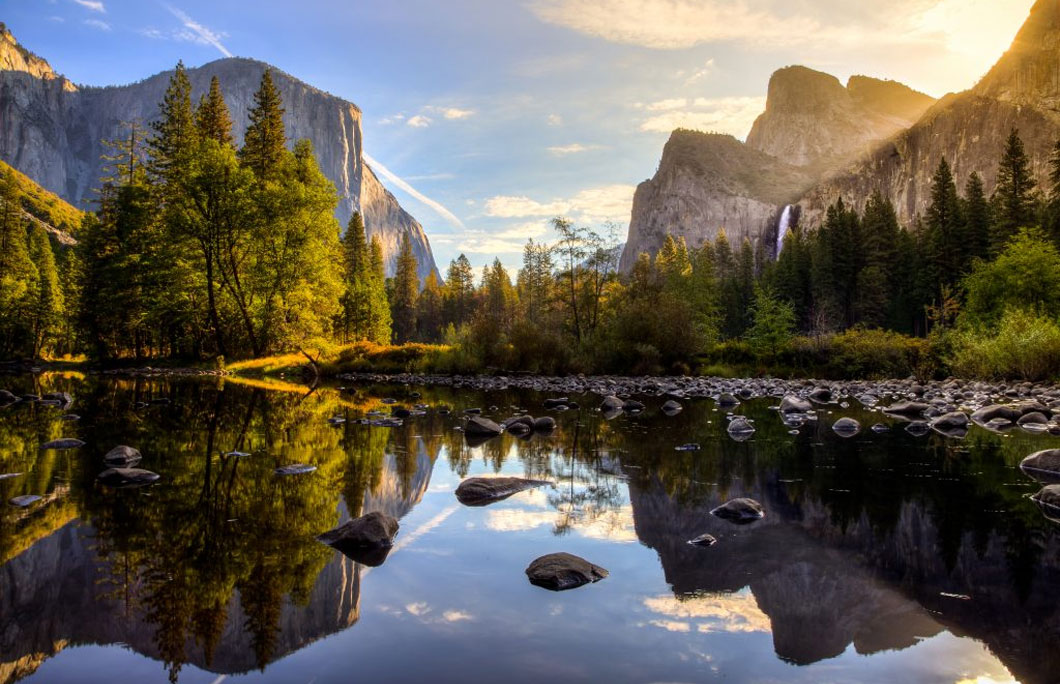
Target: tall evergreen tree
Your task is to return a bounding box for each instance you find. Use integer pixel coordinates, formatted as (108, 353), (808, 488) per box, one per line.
(390, 234), (419, 343)
(27, 227), (63, 358)
(149, 61), (197, 183)
(0, 170), (39, 356)
(1045, 137), (1060, 247)
(443, 253), (475, 326)
(856, 190), (899, 327)
(196, 75), (233, 146)
(925, 158), (964, 293)
(992, 128), (1038, 250)
(416, 271), (444, 342)
(240, 69), (287, 179)
(963, 172), (992, 264)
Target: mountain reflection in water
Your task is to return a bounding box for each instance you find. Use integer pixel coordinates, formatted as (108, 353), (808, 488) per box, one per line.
(0, 375), (1054, 683)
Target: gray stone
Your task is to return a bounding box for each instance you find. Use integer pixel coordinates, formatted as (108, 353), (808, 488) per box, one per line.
(455, 476), (551, 506)
(711, 498), (765, 524)
(97, 467), (160, 488)
(525, 552), (608, 591)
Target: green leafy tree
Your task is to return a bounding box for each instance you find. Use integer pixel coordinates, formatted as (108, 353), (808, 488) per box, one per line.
(746, 285), (796, 360)
(0, 170), (39, 356)
(962, 228), (1060, 327)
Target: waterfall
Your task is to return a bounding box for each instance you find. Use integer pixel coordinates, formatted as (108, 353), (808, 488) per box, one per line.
(775, 205), (793, 258)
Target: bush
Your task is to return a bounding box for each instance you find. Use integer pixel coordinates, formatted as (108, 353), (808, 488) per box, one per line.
(827, 328), (931, 379)
(950, 310), (1060, 380)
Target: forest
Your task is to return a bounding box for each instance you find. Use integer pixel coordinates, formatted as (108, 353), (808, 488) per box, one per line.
(2, 64), (1060, 380)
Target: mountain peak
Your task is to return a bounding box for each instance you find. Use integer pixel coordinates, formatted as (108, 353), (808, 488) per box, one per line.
(0, 23), (75, 91)
(974, 0), (1060, 111)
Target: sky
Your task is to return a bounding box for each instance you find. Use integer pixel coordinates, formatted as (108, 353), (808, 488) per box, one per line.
(3, 0), (1039, 272)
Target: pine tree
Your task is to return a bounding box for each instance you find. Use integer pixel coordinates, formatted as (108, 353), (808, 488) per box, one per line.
(443, 253), (475, 326)
(416, 271), (443, 342)
(240, 69), (287, 179)
(196, 75), (233, 146)
(150, 61), (197, 183)
(390, 234), (419, 342)
(925, 158), (964, 293)
(963, 172), (992, 264)
(517, 238), (553, 324)
(27, 227), (63, 358)
(1046, 137), (1060, 247)
(0, 170), (39, 356)
(367, 236), (392, 343)
(992, 128), (1038, 250)
(857, 190), (899, 327)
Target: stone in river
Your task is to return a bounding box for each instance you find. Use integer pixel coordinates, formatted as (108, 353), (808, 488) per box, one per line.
(1031, 485), (1060, 524)
(317, 511), (400, 567)
(832, 417), (860, 437)
(275, 463), (317, 476)
(104, 445), (142, 467)
(779, 396), (812, 414)
(454, 476), (551, 506)
(717, 393), (740, 407)
(525, 552), (608, 591)
(464, 415), (503, 438)
(533, 416), (556, 433)
(727, 417), (756, 438)
(0, 472), (22, 480)
(871, 423), (891, 433)
(930, 412), (969, 430)
(711, 497), (765, 524)
(905, 421), (931, 436)
(1021, 450), (1060, 482)
(40, 438), (84, 450)
(687, 533), (717, 547)
(97, 467), (161, 488)
(9, 494), (41, 508)
(599, 396), (624, 412)
(662, 400), (683, 415)
(883, 401), (929, 418)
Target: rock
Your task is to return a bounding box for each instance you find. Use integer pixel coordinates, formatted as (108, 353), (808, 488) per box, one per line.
(41, 392), (72, 407)
(711, 498), (765, 524)
(727, 417), (756, 436)
(275, 464), (317, 476)
(831, 417), (860, 436)
(905, 421), (931, 436)
(971, 404), (1024, 426)
(391, 407), (412, 419)
(503, 415), (534, 435)
(930, 412), (969, 429)
(870, 423), (891, 433)
(543, 398), (569, 409)
(97, 467), (161, 488)
(0, 389), (18, 404)
(1031, 485), (1060, 523)
(455, 476), (551, 506)
(661, 400), (683, 415)
(809, 388), (832, 403)
(40, 438), (84, 450)
(883, 401), (929, 417)
(1021, 450), (1060, 481)
(525, 552), (608, 591)
(984, 417), (1014, 431)
(464, 415), (504, 437)
(675, 443), (701, 451)
(9, 494), (41, 507)
(103, 445), (142, 467)
(717, 393), (740, 407)
(533, 416), (557, 433)
(687, 533), (717, 547)
(1017, 411), (1049, 426)
(317, 511), (399, 566)
(60, 414), (79, 421)
(599, 395), (624, 411)
(779, 396), (812, 414)
(622, 399), (646, 412)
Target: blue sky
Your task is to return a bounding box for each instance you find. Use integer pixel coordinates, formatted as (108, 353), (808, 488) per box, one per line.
(4, 0), (1037, 272)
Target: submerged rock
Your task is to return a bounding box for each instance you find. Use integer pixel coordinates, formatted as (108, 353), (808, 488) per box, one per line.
(870, 423), (891, 433)
(97, 467), (161, 488)
(809, 388), (833, 403)
(275, 463), (317, 476)
(533, 416), (557, 433)
(40, 438), (84, 450)
(599, 395), (624, 412)
(525, 552), (608, 591)
(832, 417), (860, 437)
(9, 494), (41, 507)
(455, 476), (551, 506)
(905, 421), (931, 436)
(1021, 450), (1060, 481)
(717, 393), (740, 407)
(727, 417), (756, 438)
(661, 400), (683, 415)
(1031, 485), (1060, 523)
(687, 533), (717, 547)
(104, 445), (142, 467)
(711, 497), (765, 524)
(317, 511), (399, 566)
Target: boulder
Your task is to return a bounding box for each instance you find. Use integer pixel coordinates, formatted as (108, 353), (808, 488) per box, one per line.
(717, 393), (740, 407)
(464, 416), (504, 437)
(317, 511), (399, 566)
(503, 415), (534, 435)
(883, 401), (929, 417)
(40, 438), (84, 450)
(809, 388), (833, 403)
(455, 476), (551, 506)
(1031, 485), (1060, 523)
(533, 416), (557, 433)
(41, 392), (73, 408)
(525, 552), (608, 591)
(905, 421), (931, 436)
(971, 404), (1024, 426)
(104, 445), (142, 467)
(831, 417), (860, 437)
(687, 533), (717, 547)
(661, 400), (683, 415)
(711, 498), (765, 524)
(1017, 412), (1049, 426)
(930, 412), (969, 430)
(622, 399), (646, 412)
(727, 417), (755, 436)
(97, 467), (161, 488)
(779, 396), (812, 414)
(1020, 450), (1060, 481)
(599, 396), (624, 411)
(543, 397), (569, 409)
(0, 389), (18, 405)
(275, 463), (317, 476)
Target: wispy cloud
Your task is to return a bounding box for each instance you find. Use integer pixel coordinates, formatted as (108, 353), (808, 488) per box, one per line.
(363, 153), (466, 230)
(547, 143), (600, 155)
(406, 115), (432, 128)
(164, 4), (232, 57)
(73, 0), (105, 12)
(484, 184), (635, 223)
(547, 114), (563, 126)
(83, 18), (111, 31)
(638, 96), (765, 140)
(431, 106), (474, 120)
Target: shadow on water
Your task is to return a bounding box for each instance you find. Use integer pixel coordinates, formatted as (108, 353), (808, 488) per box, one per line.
(0, 375), (1058, 682)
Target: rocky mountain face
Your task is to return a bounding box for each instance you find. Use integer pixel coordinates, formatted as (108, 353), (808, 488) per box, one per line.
(625, 0), (1060, 263)
(746, 66), (934, 171)
(0, 25), (438, 281)
(618, 131), (812, 270)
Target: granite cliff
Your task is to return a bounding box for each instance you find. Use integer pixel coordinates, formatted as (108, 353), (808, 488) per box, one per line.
(0, 24), (438, 281)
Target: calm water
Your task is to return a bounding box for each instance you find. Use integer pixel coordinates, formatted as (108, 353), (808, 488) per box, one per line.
(1, 374), (1059, 684)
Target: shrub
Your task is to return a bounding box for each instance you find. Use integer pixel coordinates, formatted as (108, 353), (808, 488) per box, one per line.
(827, 328), (930, 379)
(950, 310), (1060, 380)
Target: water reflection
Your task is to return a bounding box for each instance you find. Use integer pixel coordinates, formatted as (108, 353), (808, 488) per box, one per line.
(0, 376), (1058, 683)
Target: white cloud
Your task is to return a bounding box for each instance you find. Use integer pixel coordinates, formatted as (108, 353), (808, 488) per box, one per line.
(363, 153), (467, 230)
(547, 114), (563, 126)
(83, 18), (110, 31)
(435, 107), (474, 120)
(379, 113), (406, 125)
(443, 610), (473, 622)
(73, 0), (105, 12)
(684, 58), (716, 84)
(405, 602), (431, 616)
(640, 98), (688, 112)
(406, 115), (432, 128)
(639, 96), (765, 139)
(547, 143), (599, 155)
(164, 5), (233, 58)
(484, 184), (635, 224)
(138, 27), (164, 39)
